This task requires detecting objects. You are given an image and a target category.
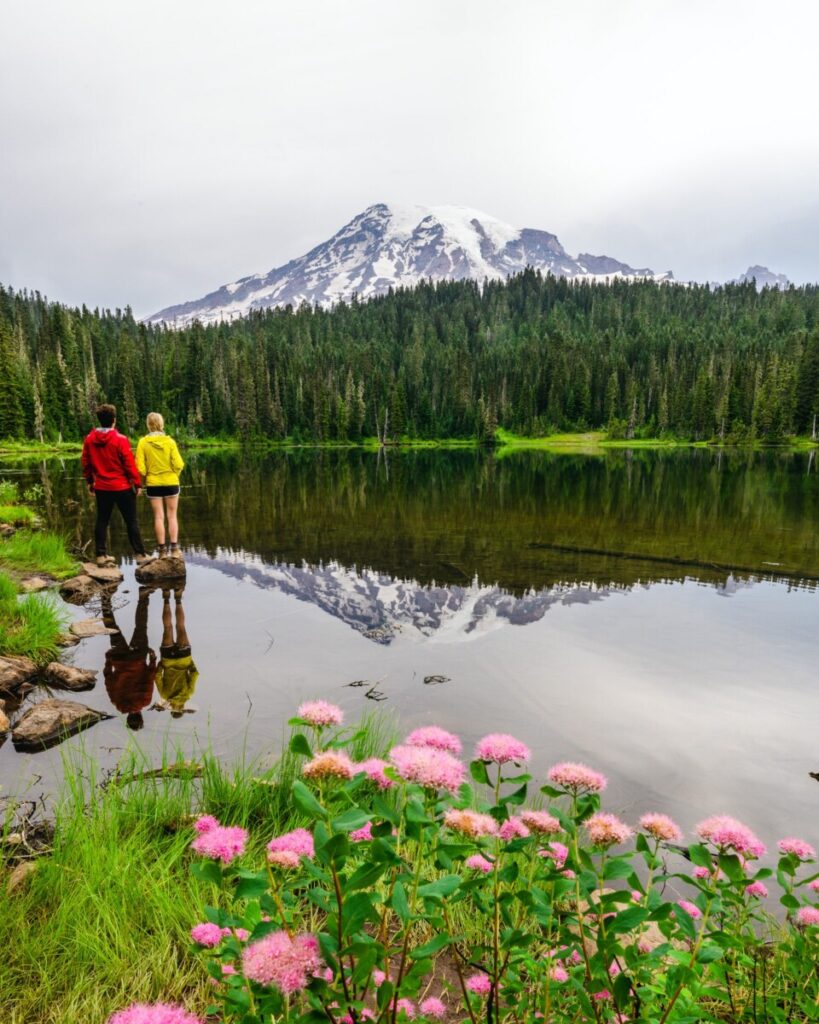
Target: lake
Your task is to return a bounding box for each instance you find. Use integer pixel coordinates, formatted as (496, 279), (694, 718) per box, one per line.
(1, 447), (817, 849)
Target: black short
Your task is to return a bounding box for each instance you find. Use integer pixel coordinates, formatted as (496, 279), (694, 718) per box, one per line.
(146, 485), (180, 498)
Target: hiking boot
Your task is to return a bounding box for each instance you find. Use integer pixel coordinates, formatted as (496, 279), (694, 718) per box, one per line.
(156, 545), (168, 558)
(169, 544), (184, 560)
(96, 555), (116, 568)
(135, 553), (154, 567)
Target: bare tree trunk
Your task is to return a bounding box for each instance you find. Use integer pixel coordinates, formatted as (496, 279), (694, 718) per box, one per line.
(812, 413), (817, 441)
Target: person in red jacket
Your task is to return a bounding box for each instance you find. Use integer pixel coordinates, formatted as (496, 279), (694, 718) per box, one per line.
(81, 403), (152, 567)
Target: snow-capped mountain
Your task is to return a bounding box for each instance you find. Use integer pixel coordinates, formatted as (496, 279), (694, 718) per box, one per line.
(146, 203), (672, 326)
(735, 265), (791, 290)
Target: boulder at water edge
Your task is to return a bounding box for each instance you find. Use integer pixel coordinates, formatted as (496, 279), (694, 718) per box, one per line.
(12, 698), (111, 751)
(43, 662), (98, 691)
(81, 562), (124, 584)
(69, 619), (117, 638)
(135, 555), (186, 582)
(0, 656), (38, 695)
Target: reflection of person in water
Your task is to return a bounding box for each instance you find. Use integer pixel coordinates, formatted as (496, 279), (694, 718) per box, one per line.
(102, 587), (157, 730)
(156, 585), (198, 717)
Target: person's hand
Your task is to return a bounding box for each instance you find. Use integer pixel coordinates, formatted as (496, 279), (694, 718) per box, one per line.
(87, 483), (95, 496)
(135, 487), (143, 497)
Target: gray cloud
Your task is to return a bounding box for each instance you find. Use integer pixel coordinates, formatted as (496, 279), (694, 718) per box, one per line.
(1, 0), (818, 316)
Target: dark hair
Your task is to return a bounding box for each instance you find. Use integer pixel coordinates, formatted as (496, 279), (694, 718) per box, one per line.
(126, 712), (144, 731)
(96, 403), (117, 428)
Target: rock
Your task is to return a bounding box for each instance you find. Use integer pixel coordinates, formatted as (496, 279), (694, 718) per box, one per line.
(135, 555), (186, 582)
(20, 576), (50, 593)
(6, 860), (37, 894)
(12, 698), (111, 751)
(69, 618), (117, 638)
(59, 574), (99, 605)
(0, 708), (9, 732)
(43, 662), (98, 691)
(0, 523), (16, 538)
(82, 561), (124, 584)
(0, 655), (38, 695)
(56, 633), (81, 647)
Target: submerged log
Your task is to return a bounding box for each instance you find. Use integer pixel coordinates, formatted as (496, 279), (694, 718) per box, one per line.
(12, 698), (111, 751)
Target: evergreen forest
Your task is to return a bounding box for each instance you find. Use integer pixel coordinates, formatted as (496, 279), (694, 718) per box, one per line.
(1, 271), (818, 444)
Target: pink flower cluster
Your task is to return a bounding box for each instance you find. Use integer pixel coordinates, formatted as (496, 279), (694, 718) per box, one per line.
(499, 816), (531, 840)
(465, 973), (492, 995)
(405, 725), (462, 755)
(389, 744), (465, 792)
(696, 816), (766, 859)
(475, 733), (531, 764)
(778, 837), (816, 860)
(356, 757), (394, 789)
(746, 881), (768, 898)
(465, 853), (494, 873)
(419, 997), (446, 1019)
(297, 700), (344, 727)
(796, 907), (819, 927)
(548, 761), (607, 793)
(521, 810), (561, 835)
(191, 816), (247, 865)
(539, 841), (569, 870)
(677, 899), (702, 920)
(350, 821), (373, 843)
(585, 813), (632, 848)
(267, 827), (315, 868)
(639, 812), (683, 843)
(303, 750), (355, 780)
(107, 1005), (203, 1024)
(242, 930), (322, 994)
(444, 808), (499, 838)
(191, 923), (249, 947)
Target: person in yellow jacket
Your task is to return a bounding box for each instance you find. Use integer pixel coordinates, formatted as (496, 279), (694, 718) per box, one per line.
(156, 584), (199, 718)
(136, 412), (185, 558)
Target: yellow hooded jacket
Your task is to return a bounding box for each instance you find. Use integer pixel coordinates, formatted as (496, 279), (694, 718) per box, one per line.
(136, 433), (185, 487)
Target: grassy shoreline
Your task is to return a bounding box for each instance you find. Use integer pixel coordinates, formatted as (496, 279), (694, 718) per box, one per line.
(1, 431), (817, 459)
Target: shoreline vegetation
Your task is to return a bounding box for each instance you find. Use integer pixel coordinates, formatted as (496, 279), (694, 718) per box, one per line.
(1, 429), (818, 460)
(1, 712), (818, 1024)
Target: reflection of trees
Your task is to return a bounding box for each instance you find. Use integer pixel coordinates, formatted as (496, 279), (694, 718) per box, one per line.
(19, 448), (819, 593)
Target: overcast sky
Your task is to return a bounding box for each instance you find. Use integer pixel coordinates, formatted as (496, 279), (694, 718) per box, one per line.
(2, 0), (818, 316)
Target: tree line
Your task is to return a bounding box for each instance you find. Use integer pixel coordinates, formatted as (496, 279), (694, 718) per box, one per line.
(1, 270), (818, 443)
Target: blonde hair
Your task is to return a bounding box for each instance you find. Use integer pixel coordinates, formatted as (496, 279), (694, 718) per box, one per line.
(146, 412), (165, 432)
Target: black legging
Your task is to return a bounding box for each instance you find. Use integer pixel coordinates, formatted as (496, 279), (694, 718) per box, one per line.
(94, 488), (146, 556)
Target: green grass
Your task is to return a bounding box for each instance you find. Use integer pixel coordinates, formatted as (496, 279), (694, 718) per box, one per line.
(0, 531), (80, 580)
(493, 427), (819, 451)
(0, 504), (36, 526)
(0, 571), (66, 661)
(0, 715), (396, 1024)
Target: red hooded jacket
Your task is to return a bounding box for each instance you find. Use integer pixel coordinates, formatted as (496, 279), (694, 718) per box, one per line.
(81, 428), (142, 491)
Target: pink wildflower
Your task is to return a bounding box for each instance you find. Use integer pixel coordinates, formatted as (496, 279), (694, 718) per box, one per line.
(521, 810), (561, 835)
(796, 907), (819, 927)
(107, 1006), (203, 1024)
(677, 899), (702, 920)
(389, 744), (465, 792)
(810, 880), (819, 893)
(242, 931), (322, 993)
(267, 827), (315, 868)
(190, 922), (224, 947)
(778, 837), (816, 861)
(444, 808), (499, 838)
(693, 866), (713, 879)
(475, 733), (530, 764)
(696, 816), (766, 858)
(350, 821), (373, 842)
(636, 938), (652, 954)
(593, 990), (612, 1002)
(631, 890), (643, 903)
(465, 853), (494, 873)
(420, 997), (446, 1019)
(315, 966), (333, 983)
(406, 725), (462, 755)
(297, 700), (344, 727)
(356, 757), (394, 789)
(639, 812), (683, 843)
(746, 881), (768, 898)
(395, 999), (416, 1018)
(191, 820), (247, 865)
(302, 750), (355, 781)
(585, 813), (632, 848)
(609, 961), (621, 977)
(465, 973), (492, 996)
(373, 969), (387, 987)
(194, 815), (219, 834)
(548, 761), (607, 793)
(539, 840), (569, 870)
(550, 964), (569, 982)
(500, 816), (531, 841)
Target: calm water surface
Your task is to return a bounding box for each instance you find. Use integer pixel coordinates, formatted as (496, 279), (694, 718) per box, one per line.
(1, 448), (817, 847)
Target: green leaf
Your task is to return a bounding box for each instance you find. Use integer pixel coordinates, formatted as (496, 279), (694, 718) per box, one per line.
(697, 944), (724, 964)
(234, 870), (269, 901)
(499, 783), (527, 807)
(687, 843), (713, 869)
(342, 891), (377, 936)
(717, 852), (745, 883)
(418, 874), (461, 900)
(410, 934), (453, 958)
(610, 906), (650, 933)
(470, 759), (491, 786)
(191, 860), (222, 886)
(780, 893), (800, 910)
(292, 779), (327, 819)
(603, 856), (635, 881)
(288, 732), (313, 758)
(391, 881), (411, 922)
(331, 808), (371, 832)
(347, 861), (390, 891)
